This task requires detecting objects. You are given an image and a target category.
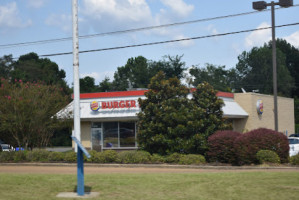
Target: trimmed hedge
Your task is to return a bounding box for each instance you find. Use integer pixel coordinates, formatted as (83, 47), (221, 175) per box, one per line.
(207, 130), (241, 164)
(256, 150), (280, 164)
(234, 128), (289, 165)
(290, 154), (299, 165)
(179, 154), (206, 165)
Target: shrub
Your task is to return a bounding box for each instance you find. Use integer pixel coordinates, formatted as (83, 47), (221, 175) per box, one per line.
(48, 152), (64, 162)
(290, 154), (299, 165)
(256, 150), (280, 164)
(13, 151), (27, 162)
(207, 130), (241, 163)
(102, 150), (118, 163)
(64, 151), (77, 162)
(234, 128), (289, 165)
(150, 154), (165, 164)
(118, 151), (151, 164)
(165, 153), (183, 163)
(179, 154), (206, 165)
(0, 152), (15, 162)
(26, 149), (50, 162)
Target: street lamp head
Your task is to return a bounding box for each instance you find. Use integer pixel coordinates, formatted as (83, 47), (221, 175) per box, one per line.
(253, 1), (267, 11)
(279, 0), (293, 7)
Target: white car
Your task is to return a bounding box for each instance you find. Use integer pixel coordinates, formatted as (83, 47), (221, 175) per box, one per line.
(0, 144), (14, 152)
(288, 137), (299, 157)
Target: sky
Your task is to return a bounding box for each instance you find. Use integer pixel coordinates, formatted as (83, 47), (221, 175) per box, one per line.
(0, 0), (298, 86)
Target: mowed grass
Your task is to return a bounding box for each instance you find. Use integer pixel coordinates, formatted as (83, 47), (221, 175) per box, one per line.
(0, 171), (299, 200)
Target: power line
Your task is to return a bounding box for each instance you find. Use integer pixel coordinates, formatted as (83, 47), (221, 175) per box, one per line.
(38, 22), (299, 58)
(1, 4), (298, 49)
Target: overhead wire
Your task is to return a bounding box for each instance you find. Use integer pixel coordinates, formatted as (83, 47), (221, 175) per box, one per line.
(1, 4), (299, 49)
(38, 22), (299, 57)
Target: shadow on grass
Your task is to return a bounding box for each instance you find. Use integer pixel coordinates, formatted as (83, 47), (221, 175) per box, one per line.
(73, 185), (92, 193)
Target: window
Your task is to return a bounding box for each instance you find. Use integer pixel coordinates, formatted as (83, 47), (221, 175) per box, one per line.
(103, 122), (119, 148)
(119, 122), (136, 147)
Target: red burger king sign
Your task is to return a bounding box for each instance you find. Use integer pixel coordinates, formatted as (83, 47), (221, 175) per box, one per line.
(90, 100), (137, 111)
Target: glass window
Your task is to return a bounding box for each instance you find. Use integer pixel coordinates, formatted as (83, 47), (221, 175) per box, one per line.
(119, 122), (136, 147)
(103, 122), (119, 148)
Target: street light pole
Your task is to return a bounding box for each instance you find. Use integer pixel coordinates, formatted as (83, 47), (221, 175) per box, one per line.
(252, 0), (293, 132)
(270, 2), (278, 132)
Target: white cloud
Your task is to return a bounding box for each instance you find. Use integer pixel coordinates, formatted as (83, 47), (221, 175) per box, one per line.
(245, 22), (271, 48)
(45, 14), (72, 32)
(206, 24), (219, 35)
(0, 2), (32, 30)
(170, 34), (195, 48)
(284, 31), (299, 48)
(27, 0), (47, 8)
(82, 0), (153, 31)
(160, 0), (194, 17)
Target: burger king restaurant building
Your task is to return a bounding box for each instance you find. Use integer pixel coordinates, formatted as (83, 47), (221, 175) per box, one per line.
(58, 90), (295, 151)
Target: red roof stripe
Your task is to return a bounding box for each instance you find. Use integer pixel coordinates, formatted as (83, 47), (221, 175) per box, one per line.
(76, 89), (234, 99)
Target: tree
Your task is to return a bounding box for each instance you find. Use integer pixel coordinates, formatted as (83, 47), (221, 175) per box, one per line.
(113, 56), (150, 91)
(149, 55), (186, 79)
(80, 76), (98, 93)
(0, 79), (71, 149)
(137, 72), (227, 155)
(235, 42), (294, 96)
(275, 39), (299, 98)
(10, 52), (69, 94)
(0, 55), (14, 79)
(189, 64), (237, 92)
(99, 77), (113, 92)
(112, 55), (186, 91)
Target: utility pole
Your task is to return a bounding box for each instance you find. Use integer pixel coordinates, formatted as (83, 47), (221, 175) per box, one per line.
(72, 0), (81, 142)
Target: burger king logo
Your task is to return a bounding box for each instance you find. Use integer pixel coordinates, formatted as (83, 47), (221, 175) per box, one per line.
(256, 99), (263, 115)
(90, 101), (100, 111)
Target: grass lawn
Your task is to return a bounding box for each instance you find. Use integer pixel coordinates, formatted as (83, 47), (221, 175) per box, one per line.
(0, 171), (299, 200)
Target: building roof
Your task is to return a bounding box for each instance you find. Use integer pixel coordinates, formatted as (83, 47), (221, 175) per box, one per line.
(76, 90), (234, 99)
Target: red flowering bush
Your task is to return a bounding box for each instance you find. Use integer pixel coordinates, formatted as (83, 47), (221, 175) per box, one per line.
(207, 130), (241, 163)
(234, 128), (289, 165)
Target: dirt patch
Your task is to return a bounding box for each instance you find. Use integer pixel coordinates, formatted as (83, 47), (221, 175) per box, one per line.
(1, 164), (299, 174)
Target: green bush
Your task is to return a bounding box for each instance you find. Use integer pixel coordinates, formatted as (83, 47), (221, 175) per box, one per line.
(179, 154), (206, 165)
(165, 153), (183, 163)
(64, 151), (77, 162)
(150, 154), (165, 164)
(13, 151), (27, 162)
(84, 150), (106, 163)
(290, 154), (299, 165)
(48, 152), (64, 162)
(102, 150), (118, 163)
(0, 152), (15, 162)
(256, 150), (280, 164)
(26, 149), (50, 162)
(118, 151), (151, 164)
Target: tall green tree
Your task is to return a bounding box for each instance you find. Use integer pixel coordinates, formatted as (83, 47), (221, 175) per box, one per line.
(112, 55), (186, 91)
(0, 79), (70, 149)
(235, 43), (294, 96)
(189, 64), (237, 92)
(10, 52), (69, 93)
(137, 72), (227, 155)
(275, 39), (299, 98)
(0, 55), (14, 79)
(80, 76), (99, 93)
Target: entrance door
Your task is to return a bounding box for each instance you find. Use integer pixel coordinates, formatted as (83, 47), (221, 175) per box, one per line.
(91, 128), (102, 151)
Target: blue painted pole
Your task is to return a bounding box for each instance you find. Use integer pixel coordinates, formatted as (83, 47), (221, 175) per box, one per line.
(77, 148), (84, 196)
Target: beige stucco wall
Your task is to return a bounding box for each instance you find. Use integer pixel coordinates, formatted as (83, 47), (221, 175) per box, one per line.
(234, 93), (294, 134)
(72, 121), (91, 149)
